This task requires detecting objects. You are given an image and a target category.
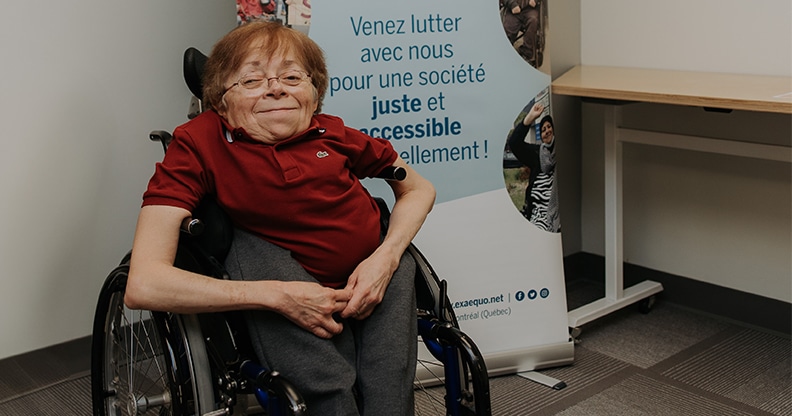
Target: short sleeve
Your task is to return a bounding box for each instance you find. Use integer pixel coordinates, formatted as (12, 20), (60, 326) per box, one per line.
(141, 127), (209, 211)
(343, 126), (398, 179)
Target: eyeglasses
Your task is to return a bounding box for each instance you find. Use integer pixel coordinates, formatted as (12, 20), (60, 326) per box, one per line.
(223, 70), (311, 95)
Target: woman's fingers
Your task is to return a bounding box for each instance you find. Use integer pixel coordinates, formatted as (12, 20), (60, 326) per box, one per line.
(280, 282), (352, 337)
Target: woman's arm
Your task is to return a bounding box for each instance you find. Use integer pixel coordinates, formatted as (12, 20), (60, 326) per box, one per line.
(508, 103), (544, 168)
(341, 156), (436, 319)
(125, 205), (351, 338)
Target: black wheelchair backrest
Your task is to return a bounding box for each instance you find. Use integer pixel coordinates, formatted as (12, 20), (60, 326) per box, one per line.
(183, 47), (207, 101)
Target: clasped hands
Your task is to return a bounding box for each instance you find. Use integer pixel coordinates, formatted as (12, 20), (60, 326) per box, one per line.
(277, 251), (397, 339)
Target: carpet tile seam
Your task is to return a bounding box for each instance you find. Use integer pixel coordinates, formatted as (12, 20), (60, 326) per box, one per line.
(642, 367), (781, 416)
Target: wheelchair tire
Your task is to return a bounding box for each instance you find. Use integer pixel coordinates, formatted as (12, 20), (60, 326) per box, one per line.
(91, 260), (217, 416)
(409, 243), (491, 416)
(416, 316), (491, 416)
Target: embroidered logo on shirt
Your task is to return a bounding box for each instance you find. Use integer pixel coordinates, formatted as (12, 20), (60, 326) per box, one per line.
(316, 150), (329, 158)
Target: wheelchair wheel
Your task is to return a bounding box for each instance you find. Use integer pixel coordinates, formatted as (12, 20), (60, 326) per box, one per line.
(410, 244), (491, 416)
(91, 260), (217, 416)
(415, 315), (491, 416)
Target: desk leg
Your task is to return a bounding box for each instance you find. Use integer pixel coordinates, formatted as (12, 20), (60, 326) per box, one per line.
(604, 104), (624, 300)
(568, 105), (663, 330)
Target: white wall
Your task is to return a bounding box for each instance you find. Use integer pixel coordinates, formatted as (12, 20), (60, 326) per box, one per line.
(581, 0), (792, 77)
(578, 0), (792, 301)
(0, 1), (233, 360)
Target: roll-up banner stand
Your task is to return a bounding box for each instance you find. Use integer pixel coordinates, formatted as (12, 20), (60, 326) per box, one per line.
(237, 0), (574, 380)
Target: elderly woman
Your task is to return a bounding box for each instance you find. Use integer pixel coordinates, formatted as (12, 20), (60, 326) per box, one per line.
(124, 21), (435, 415)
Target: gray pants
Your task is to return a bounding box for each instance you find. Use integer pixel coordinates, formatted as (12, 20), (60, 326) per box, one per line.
(225, 229), (417, 416)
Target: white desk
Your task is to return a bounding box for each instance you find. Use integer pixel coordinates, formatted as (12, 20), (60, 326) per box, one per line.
(552, 65), (792, 329)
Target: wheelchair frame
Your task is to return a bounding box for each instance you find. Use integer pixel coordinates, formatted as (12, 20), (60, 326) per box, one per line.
(90, 45), (491, 416)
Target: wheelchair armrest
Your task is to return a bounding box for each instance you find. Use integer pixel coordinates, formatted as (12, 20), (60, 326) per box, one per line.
(149, 130), (173, 153)
(180, 198), (234, 267)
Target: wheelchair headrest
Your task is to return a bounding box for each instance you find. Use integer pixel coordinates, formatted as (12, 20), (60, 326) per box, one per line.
(183, 47), (207, 100)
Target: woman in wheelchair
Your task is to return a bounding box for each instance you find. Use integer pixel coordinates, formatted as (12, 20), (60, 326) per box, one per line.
(124, 21), (436, 415)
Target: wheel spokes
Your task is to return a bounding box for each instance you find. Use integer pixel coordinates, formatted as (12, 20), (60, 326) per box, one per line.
(105, 295), (173, 415)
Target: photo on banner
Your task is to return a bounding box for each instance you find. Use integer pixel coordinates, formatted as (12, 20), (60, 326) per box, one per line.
(239, 0), (573, 376)
(503, 86), (561, 233)
(235, 0), (311, 29)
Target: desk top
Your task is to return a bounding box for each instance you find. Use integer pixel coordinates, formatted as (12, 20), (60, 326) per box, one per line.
(552, 66), (792, 114)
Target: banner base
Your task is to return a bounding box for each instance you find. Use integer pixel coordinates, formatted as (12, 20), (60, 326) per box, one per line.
(416, 340), (574, 385)
(517, 370), (568, 390)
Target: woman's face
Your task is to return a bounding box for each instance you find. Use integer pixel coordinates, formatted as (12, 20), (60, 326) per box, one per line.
(219, 49), (318, 144)
(540, 120), (554, 144)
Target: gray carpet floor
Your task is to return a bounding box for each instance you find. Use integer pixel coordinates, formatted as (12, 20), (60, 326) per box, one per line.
(488, 307), (789, 415)
(2, 279), (790, 415)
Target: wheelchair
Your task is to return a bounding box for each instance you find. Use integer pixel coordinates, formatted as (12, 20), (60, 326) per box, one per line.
(90, 47), (491, 416)
(498, 0), (546, 68)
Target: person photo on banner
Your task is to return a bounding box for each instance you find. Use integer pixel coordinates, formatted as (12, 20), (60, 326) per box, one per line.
(285, 0), (311, 28)
(236, 0), (286, 25)
(505, 101), (560, 232)
(499, 0), (545, 68)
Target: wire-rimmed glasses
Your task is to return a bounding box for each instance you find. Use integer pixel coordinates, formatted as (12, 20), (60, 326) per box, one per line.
(223, 70), (311, 95)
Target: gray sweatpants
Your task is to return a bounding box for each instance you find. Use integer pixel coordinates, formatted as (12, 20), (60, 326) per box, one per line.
(225, 229), (417, 416)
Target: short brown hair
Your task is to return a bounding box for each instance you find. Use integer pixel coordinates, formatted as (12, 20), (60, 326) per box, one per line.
(202, 21), (328, 113)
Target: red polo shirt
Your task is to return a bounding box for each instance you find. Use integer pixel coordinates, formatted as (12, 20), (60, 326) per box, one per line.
(143, 110), (398, 287)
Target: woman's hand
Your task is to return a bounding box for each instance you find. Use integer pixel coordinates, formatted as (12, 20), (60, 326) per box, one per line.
(523, 102), (544, 125)
(273, 281), (352, 338)
(340, 249), (399, 320)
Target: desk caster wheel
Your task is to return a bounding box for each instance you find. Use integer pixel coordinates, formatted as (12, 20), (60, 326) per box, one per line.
(569, 327), (582, 344)
(638, 295), (656, 314)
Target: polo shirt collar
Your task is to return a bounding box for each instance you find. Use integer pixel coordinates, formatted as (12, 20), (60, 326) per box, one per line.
(218, 115), (326, 144)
